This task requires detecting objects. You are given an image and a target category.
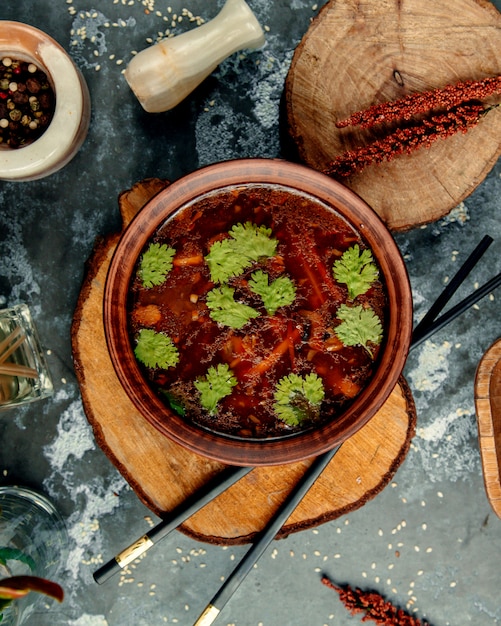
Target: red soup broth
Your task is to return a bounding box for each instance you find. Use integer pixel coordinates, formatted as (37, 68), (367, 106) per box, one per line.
(128, 184), (388, 440)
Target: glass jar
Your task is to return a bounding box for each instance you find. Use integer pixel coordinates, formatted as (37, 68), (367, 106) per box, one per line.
(0, 304), (54, 411)
(0, 21), (91, 181)
(0, 486), (69, 625)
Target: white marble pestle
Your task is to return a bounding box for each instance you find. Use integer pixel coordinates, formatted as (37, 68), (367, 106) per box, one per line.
(124, 0), (265, 113)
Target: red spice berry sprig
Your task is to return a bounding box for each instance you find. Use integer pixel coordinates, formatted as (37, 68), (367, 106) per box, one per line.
(335, 75), (501, 129)
(324, 101), (495, 178)
(321, 575), (431, 625)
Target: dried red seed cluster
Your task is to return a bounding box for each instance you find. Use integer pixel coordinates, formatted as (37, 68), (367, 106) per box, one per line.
(321, 575), (430, 626)
(335, 75), (501, 129)
(324, 74), (501, 178)
(325, 102), (493, 178)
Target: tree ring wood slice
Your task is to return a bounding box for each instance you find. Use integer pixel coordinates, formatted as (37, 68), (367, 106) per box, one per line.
(71, 178), (417, 545)
(475, 338), (501, 519)
(285, 0), (501, 231)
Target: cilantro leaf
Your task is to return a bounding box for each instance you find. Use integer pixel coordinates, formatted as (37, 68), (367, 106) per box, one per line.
(229, 222), (278, 261)
(160, 390), (187, 417)
(206, 285), (260, 329)
(249, 270), (296, 315)
(332, 244), (378, 300)
(134, 328), (179, 369)
(205, 222), (278, 284)
(334, 303), (383, 357)
(273, 372), (325, 426)
(205, 238), (250, 284)
(194, 363), (237, 414)
(139, 243), (176, 288)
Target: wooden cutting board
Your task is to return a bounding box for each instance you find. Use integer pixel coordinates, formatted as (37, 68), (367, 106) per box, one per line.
(475, 338), (501, 519)
(71, 178), (417, 545)
(285, 0), (501, 231)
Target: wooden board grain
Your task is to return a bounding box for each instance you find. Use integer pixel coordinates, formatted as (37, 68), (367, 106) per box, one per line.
(285, 0), (501, 231)
(475, 338), (501, 519)
(71, 179), (417, 545)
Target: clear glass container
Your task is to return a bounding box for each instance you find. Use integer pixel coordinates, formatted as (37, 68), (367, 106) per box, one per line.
(0, 304), (54, 410)
(0, 486), (69, 625)
(0, 21), (91, 181)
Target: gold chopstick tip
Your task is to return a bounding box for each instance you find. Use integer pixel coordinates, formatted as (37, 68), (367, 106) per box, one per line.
(116, 534), (154, 568)
(193, 604), (220, 626)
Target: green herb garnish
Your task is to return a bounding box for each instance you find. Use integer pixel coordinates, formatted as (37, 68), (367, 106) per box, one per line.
(205, 238), (250, 284)
(249, 270), (296, 315)
(205, 222), (278, 284)
(334, 304), (383, 357)
(138, 242), (175, 288)
(160, 390), (187, 417)
(229, 221), (277, 260)
(273, 372), (325, 426)
(206, 285), (260, 329)
(134, 328), (179, 369)
(332, 244), (378, 300)
(194, 363), (238, 414)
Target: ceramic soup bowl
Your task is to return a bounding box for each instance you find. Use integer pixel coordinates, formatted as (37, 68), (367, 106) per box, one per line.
(104, 159), (412, 466)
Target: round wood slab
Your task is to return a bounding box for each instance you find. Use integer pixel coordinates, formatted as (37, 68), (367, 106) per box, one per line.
(71, 178), (417, 545)
(285, 0), (501, 231)
(475, 338), (501, 519)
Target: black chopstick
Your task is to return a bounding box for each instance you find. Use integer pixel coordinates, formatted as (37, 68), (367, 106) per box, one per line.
(94, 235), (501, 621)
(193, 445), (341, 626)
(411, 268), (501, 350)
(191, 253), (501, 625)
(411, 234), (493, 341)
(93, 465), (252, 584)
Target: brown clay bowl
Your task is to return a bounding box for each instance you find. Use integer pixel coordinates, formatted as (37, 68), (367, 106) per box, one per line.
(104, 159), (413, 466)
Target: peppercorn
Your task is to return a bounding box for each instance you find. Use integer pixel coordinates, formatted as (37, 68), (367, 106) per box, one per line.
(0, 57), (55, 148)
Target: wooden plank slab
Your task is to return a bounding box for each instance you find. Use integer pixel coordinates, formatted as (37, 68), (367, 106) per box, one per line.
(475, 339), (501, 519)
(285, 0), (501, 231)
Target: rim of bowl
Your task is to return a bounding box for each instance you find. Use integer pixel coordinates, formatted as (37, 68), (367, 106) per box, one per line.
(104, 158), (413, 466)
